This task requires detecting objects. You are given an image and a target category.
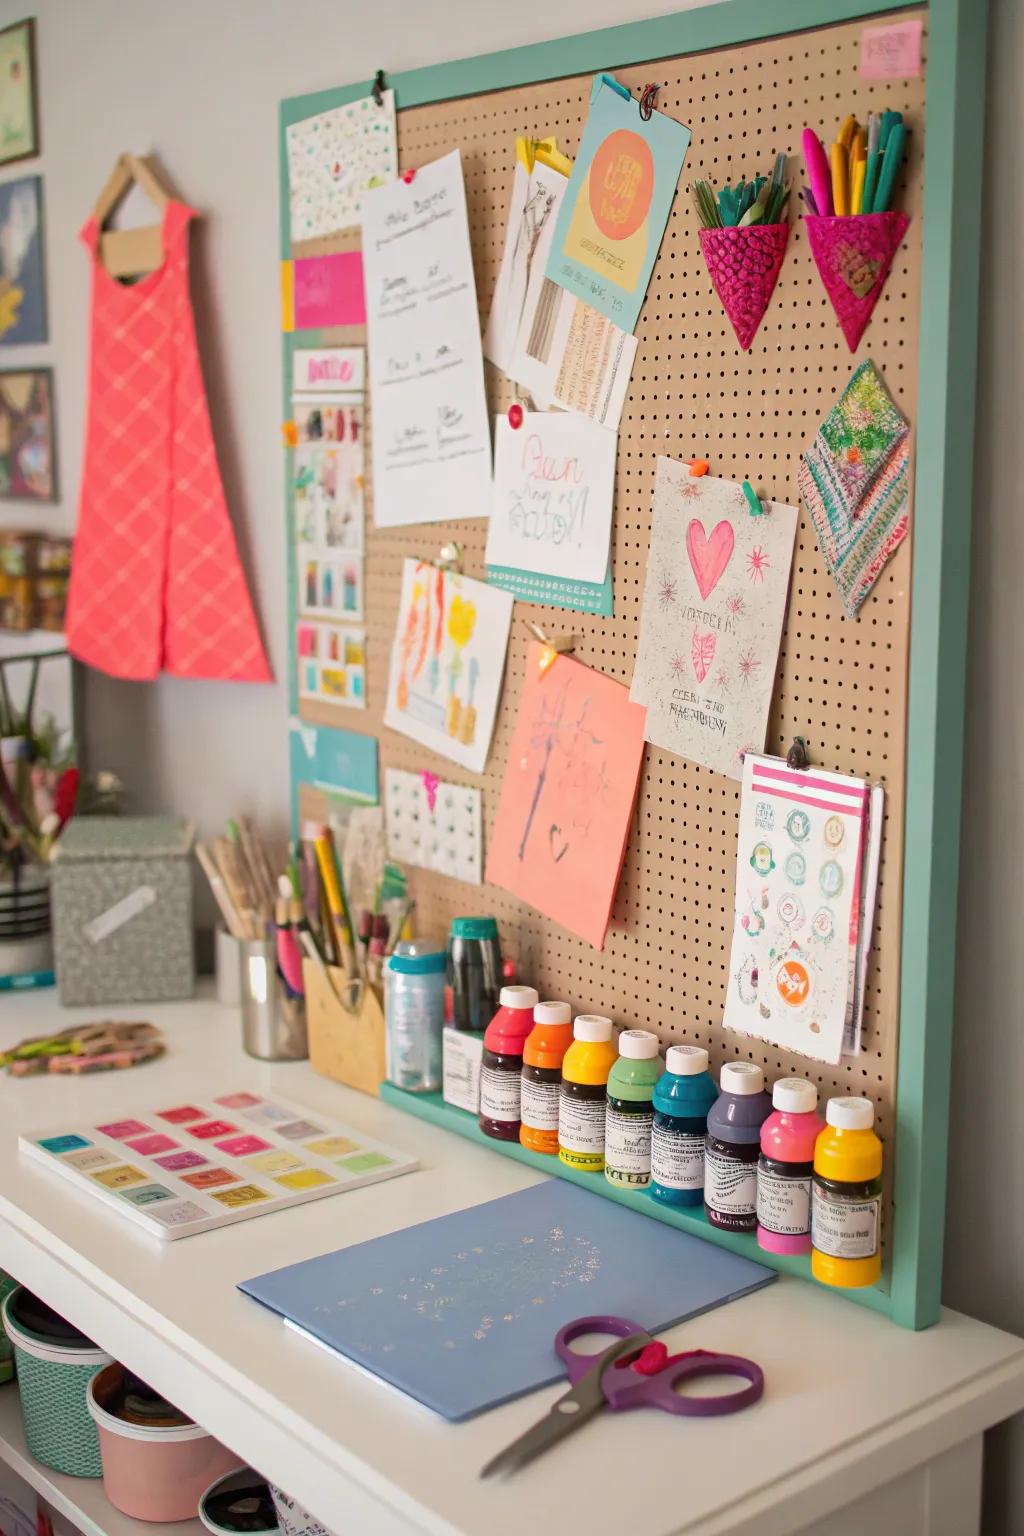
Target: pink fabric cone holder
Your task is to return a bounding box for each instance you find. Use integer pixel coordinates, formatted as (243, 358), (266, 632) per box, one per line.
(698, 222), (789, 350)
(804, 210), (910, 351)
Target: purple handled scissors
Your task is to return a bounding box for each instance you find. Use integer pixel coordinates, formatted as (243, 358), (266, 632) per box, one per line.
(480, 1314), (764, 1479)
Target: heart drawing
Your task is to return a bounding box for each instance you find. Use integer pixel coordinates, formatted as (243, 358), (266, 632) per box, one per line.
(691, 627), (717, 683)
(549, 824), (570, 863)
(686, 518), (735, 600)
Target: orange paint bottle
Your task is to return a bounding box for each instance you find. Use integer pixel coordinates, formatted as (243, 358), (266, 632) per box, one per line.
(520, 1002), (573, 1155)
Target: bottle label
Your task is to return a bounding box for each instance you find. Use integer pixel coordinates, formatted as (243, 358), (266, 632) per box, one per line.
(479, 1065), (522, 1123)
(651, 1123), (704, 1190)
(811, 1188), (880, 1259)
(604, 1107), (653, 1182)
(558, 1091), (606, 1154)
(704, 1146), (757, 1215)
(756, 1168), (811, 1236)
(520, 1076), (560, 1132)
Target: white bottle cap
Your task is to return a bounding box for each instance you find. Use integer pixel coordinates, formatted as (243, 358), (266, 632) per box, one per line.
(826, 1096), (875, 1131)
(534, 1000), (571, 1026)
(720, 1062), (765, 1096)
(574, 1014), (613, 1043)
(500, 986), (539, 1010)
(772, 1076), (818, 1114)
(666, 1044), (709, 1077)
(618, 1029), (659, 1060)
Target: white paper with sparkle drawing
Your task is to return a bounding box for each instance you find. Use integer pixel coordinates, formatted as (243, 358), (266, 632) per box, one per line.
(724, 753), (869, 1066)
(385, 768), (482, 885)
(630, 463), (798, 781)
(287, 90), (398, 240)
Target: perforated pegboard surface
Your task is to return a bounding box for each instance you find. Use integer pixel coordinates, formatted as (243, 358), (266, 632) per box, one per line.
(292, 10), (928, 1265)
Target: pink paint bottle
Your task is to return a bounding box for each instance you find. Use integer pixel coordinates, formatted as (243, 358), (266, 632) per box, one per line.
(757, 1077), (824, 1256)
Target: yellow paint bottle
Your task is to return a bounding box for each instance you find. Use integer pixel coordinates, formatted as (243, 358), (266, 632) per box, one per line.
(558, 1016), (617, 1173)
(811, 1097), (883, 1289)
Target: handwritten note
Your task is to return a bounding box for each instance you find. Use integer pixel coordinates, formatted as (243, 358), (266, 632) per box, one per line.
(485, 412), (616, 585)
(859, 19), (922, 80)
(362, 150), (492, 528)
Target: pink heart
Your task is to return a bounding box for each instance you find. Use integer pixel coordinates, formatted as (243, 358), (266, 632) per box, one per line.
(686, 518), (735, 601)
(420, 770), (440, 813)
(691, 627), (717, 683)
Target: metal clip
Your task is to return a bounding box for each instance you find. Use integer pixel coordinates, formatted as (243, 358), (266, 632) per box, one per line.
(786, 737), (811, 771)
(639, 83), (660, 120)
(527, 621), (576, 675)
(371, 70), (387, 107)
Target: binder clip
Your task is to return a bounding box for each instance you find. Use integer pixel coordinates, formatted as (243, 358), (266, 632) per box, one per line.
(371, 69), (387, 107)
(787, 737), (811, 771)
(639, 83), (660, 121)
(527, 620), (576, 676)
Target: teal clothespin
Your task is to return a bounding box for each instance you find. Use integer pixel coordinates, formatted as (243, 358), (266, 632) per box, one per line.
(593, 72), (631, 103)
(742, 481), (766, 517)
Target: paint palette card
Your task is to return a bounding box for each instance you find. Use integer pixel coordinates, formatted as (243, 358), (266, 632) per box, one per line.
(297, 623), (366, 710)
(20, 1092), (417, 1241)
(287, 89), (398, 240)
(385, 767), (482, 885)
(630, 462), (798, 781)
(384, 560), (514, 774)
(486, 646), (647, 949)
(723, 754), (869, 1065)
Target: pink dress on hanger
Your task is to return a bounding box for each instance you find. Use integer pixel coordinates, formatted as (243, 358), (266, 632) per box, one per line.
(67, 200), (272, 682)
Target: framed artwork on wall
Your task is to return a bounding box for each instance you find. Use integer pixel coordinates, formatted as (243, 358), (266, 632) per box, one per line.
(0, 20), (38, 167)
(0, 367), (56, 501)
(0, 175), (46, 343)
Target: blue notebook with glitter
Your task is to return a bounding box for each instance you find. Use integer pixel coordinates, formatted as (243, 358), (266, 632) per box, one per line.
(240, 1180), (775, 1420)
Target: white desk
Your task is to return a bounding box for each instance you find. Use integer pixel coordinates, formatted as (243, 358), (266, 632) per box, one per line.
(0, 991), (1021, 1536)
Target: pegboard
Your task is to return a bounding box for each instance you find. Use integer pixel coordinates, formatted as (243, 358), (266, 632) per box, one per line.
(281, 0), (987, 1328)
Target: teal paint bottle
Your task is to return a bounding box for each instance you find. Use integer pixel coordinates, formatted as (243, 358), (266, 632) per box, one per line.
(604, 1030), (661, 1189)
(650, 1045), (717, 1208)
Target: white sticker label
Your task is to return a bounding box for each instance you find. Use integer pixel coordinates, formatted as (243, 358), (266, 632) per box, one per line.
(704, 1147), (757, 1215)
(479, 1065), (522, 1122)
(520, 1076), (560, 1132)
(756, 1168), (812, 1236)
(811, 1188), (880, 1259)
(558, 1091), (606, 1153)
(442, 1028), (483, 1115)
(604, 1107), (653, 1180)
(651, 1124), (705, 1190)
(82, 885), (156, 945)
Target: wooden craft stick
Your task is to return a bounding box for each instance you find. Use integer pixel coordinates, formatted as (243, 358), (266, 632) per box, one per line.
(196, 841), (246, 939)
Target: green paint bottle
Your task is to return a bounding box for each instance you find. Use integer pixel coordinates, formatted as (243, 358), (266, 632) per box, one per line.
(604, 1030), (662, 1189)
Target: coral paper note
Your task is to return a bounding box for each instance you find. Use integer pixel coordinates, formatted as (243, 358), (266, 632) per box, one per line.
(486, 646), (647, 949)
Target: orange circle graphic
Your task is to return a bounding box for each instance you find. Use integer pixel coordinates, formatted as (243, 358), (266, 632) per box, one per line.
(776, 959), (811, 1008)
(588, 129), (655, 241)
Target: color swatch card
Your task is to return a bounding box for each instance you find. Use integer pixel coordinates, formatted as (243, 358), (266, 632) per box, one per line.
(385, 767), (482, 885)
(286, 89), (398, 240)
(486, 411), (617, 593)
(384, 560), (514, 774)
(723, 754), (870, 1065)
(21, 1092), (417, 1241)
(240, 1179), (775, 1421)
(631, 463), (798, 781)
(362, 150), (492, 528)
(545, 75), (690, 333)
(296, 623), (366, 710)
(486, 646), (647, 949)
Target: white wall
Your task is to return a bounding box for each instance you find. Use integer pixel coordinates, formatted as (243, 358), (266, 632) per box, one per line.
(2, 0), (1020, 1528)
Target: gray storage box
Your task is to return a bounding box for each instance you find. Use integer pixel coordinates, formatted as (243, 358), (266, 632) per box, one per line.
(52, 817), (195, 1005)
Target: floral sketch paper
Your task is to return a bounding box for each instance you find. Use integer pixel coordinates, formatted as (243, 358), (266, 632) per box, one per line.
(630, 462), (798, 780)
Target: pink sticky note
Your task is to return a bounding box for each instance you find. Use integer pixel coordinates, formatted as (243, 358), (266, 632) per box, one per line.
(214, 1134), (272, 1158)
(125, 1133), (178, 1156)
(293, 252), (366, 330)
(188, 1119), (238, 1140)
(214, 1092), (262, 1110)
(859, 19), (922, 79)
(153, 1150), (208, 1172)
(96, 1118), (150, 1140)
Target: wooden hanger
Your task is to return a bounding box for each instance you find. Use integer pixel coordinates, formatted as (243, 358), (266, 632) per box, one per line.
(91, 153), (174, 279)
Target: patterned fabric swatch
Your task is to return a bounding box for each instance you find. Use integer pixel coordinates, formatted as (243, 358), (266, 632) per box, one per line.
(798, 359), (910, 617)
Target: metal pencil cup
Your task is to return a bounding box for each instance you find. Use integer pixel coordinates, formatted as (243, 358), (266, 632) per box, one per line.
(239, 938), (307, 1061)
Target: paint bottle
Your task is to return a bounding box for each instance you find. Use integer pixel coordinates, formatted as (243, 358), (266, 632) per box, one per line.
(520, 1001), (573, 1155)
(558, 1016), (617, 1173)
(811, 1097), (883, 1288)
(604, 1031), (661, 1189)
(479, 986), (540, 1142)
(650, 1045), (717, 1208)
(757, 1077), (824, 1255)
(448, 917), (503, 1032)
(704, 1063), (773, 1233)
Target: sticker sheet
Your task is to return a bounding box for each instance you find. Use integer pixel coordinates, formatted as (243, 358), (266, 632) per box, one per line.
(486, 646), (647, 949)
(631, 462), (798, 781)
(20, 1092), (417, 1241)
(286, 89), (398, 240)
(297, 623), (366, 710)
(385, 767), (482, 885)
(384, 560), (514, 774)
(723, 754), (869, 1065)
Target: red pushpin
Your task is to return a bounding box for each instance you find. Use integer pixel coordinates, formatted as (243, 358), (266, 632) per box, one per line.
(508, 402), (524, 430)
(402, 167), (416, 184)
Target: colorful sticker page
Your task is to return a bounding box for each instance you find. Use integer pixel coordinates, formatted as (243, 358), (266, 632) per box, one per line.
(20, 1092), (417, 1241)
(362, 150), (492, 528)
(297, 623), (366, 710)
(630, 462), (798, 781)
(286, 89), (398, 240)
(385, 767), (482, 885)
(384, 560), (514, 774)
(486, 411), (617, 588)
(486, 646), (647, 949)
(545, 76), (691, 333)
(723, 754), (869, 1066)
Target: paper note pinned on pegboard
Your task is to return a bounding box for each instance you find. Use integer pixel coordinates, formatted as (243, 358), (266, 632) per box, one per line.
(385, 768), (482, 885)
(859, 19), (922, 80)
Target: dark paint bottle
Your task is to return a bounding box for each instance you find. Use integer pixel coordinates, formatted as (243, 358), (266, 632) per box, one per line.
(704, 1062), (773, 1233)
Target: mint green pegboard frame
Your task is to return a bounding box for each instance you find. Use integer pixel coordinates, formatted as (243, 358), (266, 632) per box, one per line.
(281, 0), (988, 1329)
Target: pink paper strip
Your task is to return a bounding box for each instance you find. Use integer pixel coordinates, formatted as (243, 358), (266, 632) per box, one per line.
(859, 19), (922, 80)
(293, 252), (366, 330)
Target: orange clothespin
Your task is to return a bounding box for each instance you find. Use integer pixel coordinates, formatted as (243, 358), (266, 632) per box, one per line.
(282, 421), (298, 447)
(527, 621), (576, 675)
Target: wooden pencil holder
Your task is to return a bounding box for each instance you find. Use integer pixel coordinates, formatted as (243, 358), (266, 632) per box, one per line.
(302, 959), (386, 1097)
